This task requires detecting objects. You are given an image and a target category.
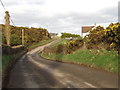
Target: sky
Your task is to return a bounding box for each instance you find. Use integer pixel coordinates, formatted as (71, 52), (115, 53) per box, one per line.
(0, 0), (119, 35)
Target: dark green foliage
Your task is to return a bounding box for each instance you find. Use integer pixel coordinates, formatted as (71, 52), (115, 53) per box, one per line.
(61, 33), (80, 38)
(11, 34), (22, 46)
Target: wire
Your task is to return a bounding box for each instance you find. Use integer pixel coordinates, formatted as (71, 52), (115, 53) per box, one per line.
(0, 0), (6, 11)
(10, 16), (15, 25)
(0, 0), (15, 26)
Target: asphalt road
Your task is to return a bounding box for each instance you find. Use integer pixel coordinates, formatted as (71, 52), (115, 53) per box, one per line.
(7, 40), (118, 88)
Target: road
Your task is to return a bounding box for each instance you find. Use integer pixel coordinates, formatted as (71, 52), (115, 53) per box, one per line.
(7, 40), (118, 88)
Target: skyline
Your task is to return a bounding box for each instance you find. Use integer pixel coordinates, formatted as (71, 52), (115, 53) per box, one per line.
(0, 0), (119, 35)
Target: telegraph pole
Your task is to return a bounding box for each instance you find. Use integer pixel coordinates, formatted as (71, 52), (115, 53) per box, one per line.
(4, 11), (11, 46)
(22, 29), (24, 46)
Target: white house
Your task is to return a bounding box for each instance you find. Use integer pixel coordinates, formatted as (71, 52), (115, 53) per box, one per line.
(81, 26), (95, 38)
(50, 33), (58, 38)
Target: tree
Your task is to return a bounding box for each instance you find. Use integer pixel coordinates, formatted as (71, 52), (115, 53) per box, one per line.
(61, 33), (80, 38)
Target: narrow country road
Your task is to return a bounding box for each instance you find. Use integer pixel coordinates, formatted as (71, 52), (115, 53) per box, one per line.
(7, 40), (118, 88)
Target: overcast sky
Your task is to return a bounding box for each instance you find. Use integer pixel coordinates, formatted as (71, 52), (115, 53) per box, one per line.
(0, 0), (119, 35)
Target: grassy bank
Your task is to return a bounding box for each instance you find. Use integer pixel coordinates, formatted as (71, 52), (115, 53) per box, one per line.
(2, 39), (53, 71)
(2, 39), (54, 87)
(2, 55), (14, 71)
(28, 39), (53, 49)
(49, 39), (69, 47)
(2, 51), (26, 71)
(41, 49), (118, 73)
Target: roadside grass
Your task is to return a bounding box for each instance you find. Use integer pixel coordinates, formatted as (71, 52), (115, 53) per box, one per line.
(41, 49), (118, 73)
(49, 39), (69, 47)
(2, 55), (14, 70)
(2, 39), (53, 70)
(2, 51), (26, 71)
(2, 39), (53, 71)
(28, 39), (53, 49)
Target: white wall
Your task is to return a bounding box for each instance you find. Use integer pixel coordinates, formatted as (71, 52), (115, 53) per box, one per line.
(82, 32), (90, 38)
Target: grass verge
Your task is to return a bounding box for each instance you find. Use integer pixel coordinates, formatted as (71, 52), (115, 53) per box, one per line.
(2, 50), (26, 72)
(28, 39), (53, 49)
(2, 50), (27, 88)
(2, 39), (54, 87)
(41, 49), (118, 73)
(49, 39), (69, 47)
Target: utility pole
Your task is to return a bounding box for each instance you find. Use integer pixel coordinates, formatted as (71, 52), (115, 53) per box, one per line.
(118, 1), (120, 54)
(4, 11), (11, 46)
(22, 29), (24, 46)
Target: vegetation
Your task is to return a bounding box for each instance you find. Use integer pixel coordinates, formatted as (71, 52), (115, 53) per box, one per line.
(2, 50), (26, 71)
(49, 39), (69, 47)
(66, 38), (83, 53)
(41, 23), (120, 73)
(42, 38), (84, 55)
(105, 23), (120, 51)
(41, 49), (118, 73)
(28, 39), (53, 48)
(1, 24), (51, 46)
(2, 55), (14, 70)
(61, 33), (80, 38)
(85, 23), (120, 51)
(2, 24), (52, 79)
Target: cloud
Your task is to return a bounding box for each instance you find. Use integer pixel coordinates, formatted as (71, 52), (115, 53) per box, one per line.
(4, 0), (45, 6)
(0, 0), (119, 35)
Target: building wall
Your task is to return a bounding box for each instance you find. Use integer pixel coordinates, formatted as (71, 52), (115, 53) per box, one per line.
(82, 32), (89, 38)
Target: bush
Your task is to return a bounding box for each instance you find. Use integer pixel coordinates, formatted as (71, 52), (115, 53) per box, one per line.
(42, 44), (66, 55)
(1, 24), (51, 47)
(42, 36), (49, 40)
(84, 23), (120, 51)
(66, 38), (83, 54)
(11, 34), (22, 46)
(61, 33), (80, 38)
(56, 44), (66, 54)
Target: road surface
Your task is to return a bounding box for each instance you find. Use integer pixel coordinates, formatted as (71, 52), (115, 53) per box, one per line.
(7, 40), (118, 88)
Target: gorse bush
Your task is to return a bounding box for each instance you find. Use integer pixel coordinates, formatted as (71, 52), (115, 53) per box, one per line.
(84, 23), (120, 51)
(66, 38), (84, 53)
(1, 24), (51, 46)
(105, 23), (120, 50)
(42, 38), (84, 55)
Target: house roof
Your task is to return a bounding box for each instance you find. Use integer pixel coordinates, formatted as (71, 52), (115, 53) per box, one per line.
(82, 26), (94, 33)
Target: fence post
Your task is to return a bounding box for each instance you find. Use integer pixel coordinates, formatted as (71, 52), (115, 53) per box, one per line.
(4, 11), (11, 46)
(22, 29), (24, 46)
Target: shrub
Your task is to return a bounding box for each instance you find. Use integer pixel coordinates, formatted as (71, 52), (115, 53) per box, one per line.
(42, 44), (66, 55)
(66, 38), (83, 54)
(11, 34), (22, 46)
(61, 33), (80, 38)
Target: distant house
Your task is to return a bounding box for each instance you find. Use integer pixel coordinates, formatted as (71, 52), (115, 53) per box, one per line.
(81, 26), (94, 37)
(50, 33), (58, 38)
